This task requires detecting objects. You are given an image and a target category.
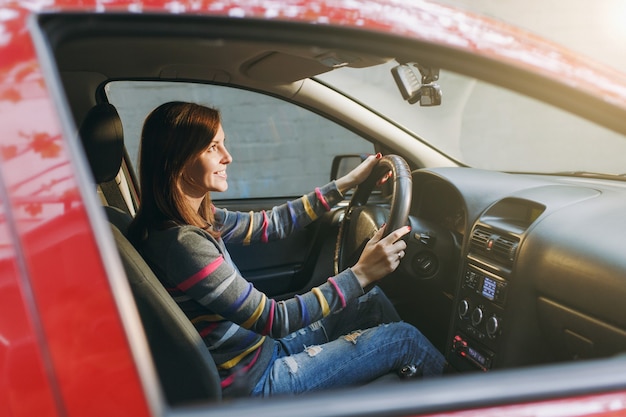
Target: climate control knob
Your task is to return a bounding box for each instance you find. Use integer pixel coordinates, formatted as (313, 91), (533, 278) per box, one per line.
(486, 315), (501, 337)
(471, 307), (484, 326)
(458, 299), (470, 319)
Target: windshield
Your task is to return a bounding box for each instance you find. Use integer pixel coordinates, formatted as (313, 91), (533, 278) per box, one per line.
(317, 61), (626, 175)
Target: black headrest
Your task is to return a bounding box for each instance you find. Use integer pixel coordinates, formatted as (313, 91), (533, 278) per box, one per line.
(79, 103), (124, 183)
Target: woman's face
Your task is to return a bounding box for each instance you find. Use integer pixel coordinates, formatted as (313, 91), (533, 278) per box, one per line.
(181, 123), (232, 197)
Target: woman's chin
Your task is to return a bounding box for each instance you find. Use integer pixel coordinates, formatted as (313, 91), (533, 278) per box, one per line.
(215, 183), (228, 193)
(208, 179), (228, 193)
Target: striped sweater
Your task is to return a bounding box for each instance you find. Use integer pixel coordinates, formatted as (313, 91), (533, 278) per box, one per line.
(140, 182), (364, 397)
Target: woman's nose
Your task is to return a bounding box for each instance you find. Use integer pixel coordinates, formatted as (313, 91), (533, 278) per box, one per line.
(222, 148), (233, 164)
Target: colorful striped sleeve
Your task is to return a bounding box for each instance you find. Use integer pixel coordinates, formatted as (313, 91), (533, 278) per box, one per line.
(315, 187), (331, 211)
(213, 181), (344, 245)
(164, 227), (364, 339)
(327, 277), (347, 309)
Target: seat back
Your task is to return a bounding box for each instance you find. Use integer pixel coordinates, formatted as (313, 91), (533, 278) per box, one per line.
(80, 105), (222, 404)
(109, 219), (222, 404)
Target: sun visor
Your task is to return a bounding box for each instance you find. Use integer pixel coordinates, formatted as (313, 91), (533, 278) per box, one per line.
(243, 51), (333, 83)
(244, 50), (390, 83)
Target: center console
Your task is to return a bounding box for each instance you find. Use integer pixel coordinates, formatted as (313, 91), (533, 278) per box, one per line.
(448, 197), (544, 371)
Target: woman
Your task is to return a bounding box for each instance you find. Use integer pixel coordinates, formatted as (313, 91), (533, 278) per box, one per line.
(129, 101), (446, 398)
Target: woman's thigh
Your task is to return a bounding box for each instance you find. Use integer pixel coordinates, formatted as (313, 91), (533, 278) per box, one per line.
(278, 286), (402, 356)
(257, 321), (445, 396)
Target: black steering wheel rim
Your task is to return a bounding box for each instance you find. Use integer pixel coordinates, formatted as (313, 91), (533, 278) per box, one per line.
(334, 155), (412, 275)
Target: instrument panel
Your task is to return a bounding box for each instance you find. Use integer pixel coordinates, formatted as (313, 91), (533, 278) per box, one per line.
(411, 177), (467, 237)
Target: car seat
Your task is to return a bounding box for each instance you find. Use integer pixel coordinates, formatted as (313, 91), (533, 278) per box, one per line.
(79, 103), (222, 404)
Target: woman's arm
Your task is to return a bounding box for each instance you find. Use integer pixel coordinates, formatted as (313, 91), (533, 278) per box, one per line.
(163, 227), (364, 338)
(214, 154), (381, 245)
(214, 181), (342, 244)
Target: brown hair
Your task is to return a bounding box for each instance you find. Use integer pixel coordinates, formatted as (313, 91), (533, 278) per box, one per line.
(129, 101), (221, 244)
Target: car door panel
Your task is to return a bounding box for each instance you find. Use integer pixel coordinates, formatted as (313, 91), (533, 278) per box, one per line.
(218, 199), (341, 298)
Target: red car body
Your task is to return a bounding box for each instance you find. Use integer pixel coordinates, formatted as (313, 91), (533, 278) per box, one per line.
(1, 1), (626, 416)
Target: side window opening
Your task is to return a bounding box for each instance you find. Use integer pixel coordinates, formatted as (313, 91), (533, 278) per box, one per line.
(105, 81), (374, 200)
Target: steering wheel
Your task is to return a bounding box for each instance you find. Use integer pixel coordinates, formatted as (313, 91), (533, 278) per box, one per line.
(334, 155), (412, 275)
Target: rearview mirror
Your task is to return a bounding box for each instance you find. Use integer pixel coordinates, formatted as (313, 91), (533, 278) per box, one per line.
(391, 62), (442, 106)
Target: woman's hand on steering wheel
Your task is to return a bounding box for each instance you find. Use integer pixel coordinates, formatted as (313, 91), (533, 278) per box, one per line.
(334, 154), (412, 276)
(351, 224), (411, 289)
(335, 153), (382, 194)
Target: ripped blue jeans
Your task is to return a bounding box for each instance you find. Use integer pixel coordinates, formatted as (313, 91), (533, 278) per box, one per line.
(251, 287), (446, 396)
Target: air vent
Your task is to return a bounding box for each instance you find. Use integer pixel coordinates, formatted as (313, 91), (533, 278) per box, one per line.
(470, 228), (491, 250)
(492, 236), (519, 265)
(470, 227), (519, 267)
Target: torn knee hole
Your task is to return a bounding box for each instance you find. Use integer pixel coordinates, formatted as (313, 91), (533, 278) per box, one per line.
(343, 330), (363, 345)
(283, 356), (299, 374)
(304, 345), (323, 357)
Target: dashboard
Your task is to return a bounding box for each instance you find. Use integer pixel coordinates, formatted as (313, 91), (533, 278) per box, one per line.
(402, 167), (626, 372)
(412, 178), (467, 237)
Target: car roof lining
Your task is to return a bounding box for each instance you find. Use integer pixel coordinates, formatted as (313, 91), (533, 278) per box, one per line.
(39, 12), (626, 139)
(43, 14), (389, 118)
(55, 37), (387, 82)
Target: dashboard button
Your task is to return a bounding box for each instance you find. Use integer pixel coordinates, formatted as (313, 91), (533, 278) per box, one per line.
(471, 307), (484, 326)
(458, 299), (470, 319)
(486, 315), (501, 337)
